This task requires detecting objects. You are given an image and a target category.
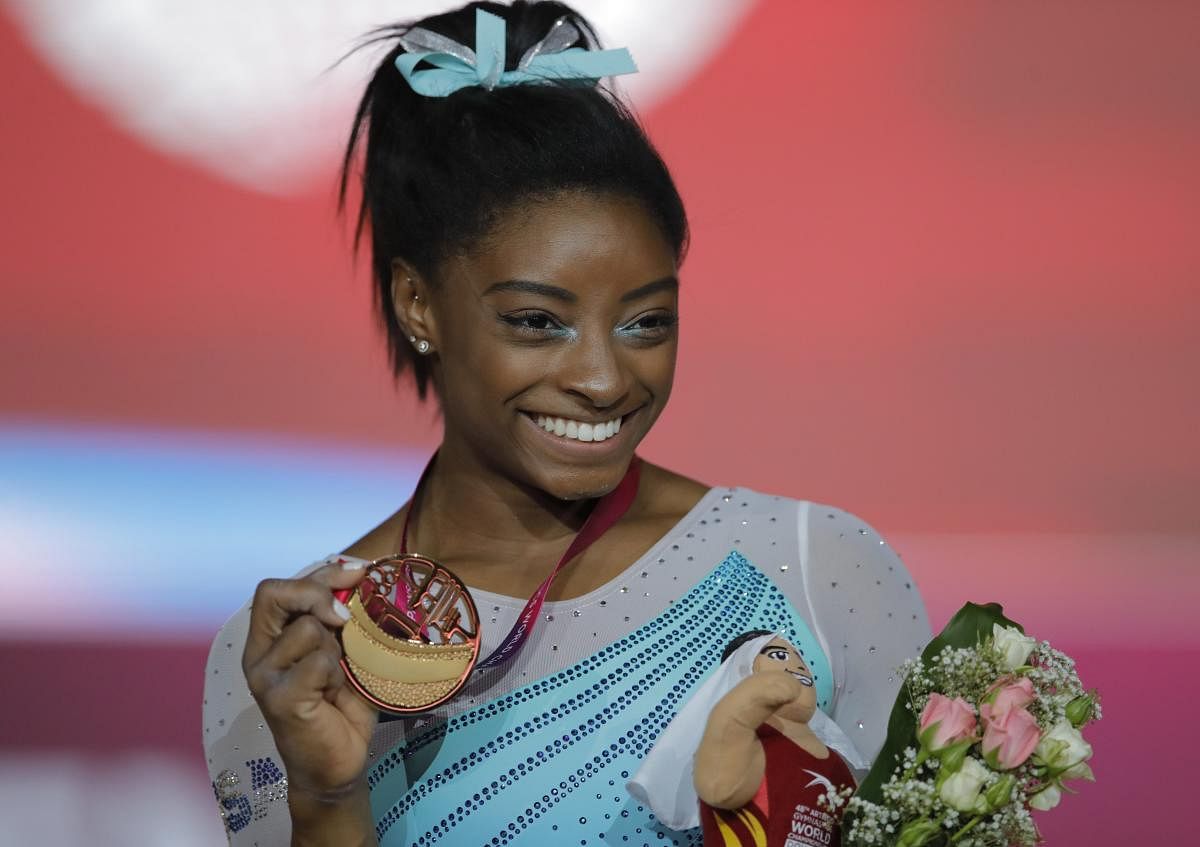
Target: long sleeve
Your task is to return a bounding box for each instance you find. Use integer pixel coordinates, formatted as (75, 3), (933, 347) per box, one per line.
(797, 502), (931, 765)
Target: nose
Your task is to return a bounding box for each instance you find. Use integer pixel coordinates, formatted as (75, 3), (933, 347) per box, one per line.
(559, 330), (630, 411)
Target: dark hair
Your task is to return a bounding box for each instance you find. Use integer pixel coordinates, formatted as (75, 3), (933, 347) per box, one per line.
(721, 629), (774, 664)
(340, 1), (689, 399)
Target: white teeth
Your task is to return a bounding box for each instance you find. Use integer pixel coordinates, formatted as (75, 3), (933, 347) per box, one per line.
(532, 414), (624, 443)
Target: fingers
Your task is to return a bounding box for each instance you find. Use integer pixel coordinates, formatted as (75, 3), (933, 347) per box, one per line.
(307, 556), (373, 590)
(247, 614), (347, 709)
(287, 647), (347, 704)
(261, 613), (340, 672)
(243, 559), (367, 670)
(257, 643), (347, 721)
(334, 683), (379, 733)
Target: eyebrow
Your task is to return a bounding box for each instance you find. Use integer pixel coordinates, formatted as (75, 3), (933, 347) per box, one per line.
(620, 276), (679, 303)
(483, 279), (577, 302)
(481, 276), (679, 303)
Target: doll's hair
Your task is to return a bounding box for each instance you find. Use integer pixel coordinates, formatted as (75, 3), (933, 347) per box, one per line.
(339, 0), (688, 399)
(721, 629), (775, 664)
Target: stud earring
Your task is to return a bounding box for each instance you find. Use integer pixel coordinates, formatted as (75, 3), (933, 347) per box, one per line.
(415, 339), (431, 354)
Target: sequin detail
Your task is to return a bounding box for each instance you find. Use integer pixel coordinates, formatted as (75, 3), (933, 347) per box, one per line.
(368, 552), (831, 846)
(212, 756), (288, 835)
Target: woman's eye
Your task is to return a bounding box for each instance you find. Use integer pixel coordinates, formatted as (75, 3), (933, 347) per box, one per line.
(767, 649), (789, 662)
(620, 311), (678, 337)
(501, 311), (566, 336)
(521, 314), (552, 330)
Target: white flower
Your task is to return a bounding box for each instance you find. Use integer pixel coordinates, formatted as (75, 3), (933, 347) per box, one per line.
(938, 757), (990, 813)
(1034, 719), (1093, 775)
(992, 624), (1037, 670)
(1028, 783), (1061, 811)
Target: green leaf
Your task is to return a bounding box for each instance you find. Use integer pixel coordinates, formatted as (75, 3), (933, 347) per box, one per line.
(896, 817), (942, 847)
(983, 773), (1016, 811)
(937, 738), (975, 774)
(852, 603), (1022, 806)
(1065, 761), (1095, 782)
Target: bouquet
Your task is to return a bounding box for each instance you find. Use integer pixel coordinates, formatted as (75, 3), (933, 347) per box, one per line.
(835, 603), (1100, 846)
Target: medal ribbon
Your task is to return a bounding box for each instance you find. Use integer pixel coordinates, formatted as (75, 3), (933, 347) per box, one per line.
(398, 454), (642, 670)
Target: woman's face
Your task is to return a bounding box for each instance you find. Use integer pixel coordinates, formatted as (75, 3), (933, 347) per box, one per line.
(421, 192), (679, 501)
(752, 637), (818, 723)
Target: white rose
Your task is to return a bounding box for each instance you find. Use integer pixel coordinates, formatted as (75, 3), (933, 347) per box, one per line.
(1034, 719), (1093, 775)
(992, 624), (1037, 670)
(1028, 783), (1061, 811)
(938, 757), (990, 813)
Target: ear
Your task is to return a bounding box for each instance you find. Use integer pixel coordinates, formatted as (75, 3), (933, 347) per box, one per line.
(391, 258), (438, 353)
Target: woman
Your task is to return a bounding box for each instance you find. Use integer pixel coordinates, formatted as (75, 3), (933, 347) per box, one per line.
(202, 3), (930, 845)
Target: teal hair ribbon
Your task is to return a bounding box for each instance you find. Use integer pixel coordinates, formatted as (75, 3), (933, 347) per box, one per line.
(394, 8), (637, 98)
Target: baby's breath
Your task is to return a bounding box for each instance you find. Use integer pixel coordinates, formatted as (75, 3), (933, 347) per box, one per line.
(901, 644), (1007, 717)
(818, 784), (856, 813)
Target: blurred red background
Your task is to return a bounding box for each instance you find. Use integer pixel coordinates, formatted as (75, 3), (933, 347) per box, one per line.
(2, 2), (1196, 844)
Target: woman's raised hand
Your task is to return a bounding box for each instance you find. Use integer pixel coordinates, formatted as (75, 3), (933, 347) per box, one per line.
(242, 559), (379, 842)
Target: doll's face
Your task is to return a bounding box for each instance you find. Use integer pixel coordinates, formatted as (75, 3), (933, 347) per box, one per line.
(752, 637), (817, 723)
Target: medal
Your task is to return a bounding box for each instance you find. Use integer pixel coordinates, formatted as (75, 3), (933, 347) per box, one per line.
(337, 554), (481, 713)
(335, 455), (642, 715)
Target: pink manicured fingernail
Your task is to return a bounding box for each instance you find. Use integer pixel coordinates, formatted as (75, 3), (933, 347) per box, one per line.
(332, 598), (352, 621)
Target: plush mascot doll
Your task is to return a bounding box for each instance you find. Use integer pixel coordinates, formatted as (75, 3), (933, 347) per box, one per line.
(629, 631), (868, 847)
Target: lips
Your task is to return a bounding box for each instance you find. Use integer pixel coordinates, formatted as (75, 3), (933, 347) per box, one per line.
(791, 671), (814, 687)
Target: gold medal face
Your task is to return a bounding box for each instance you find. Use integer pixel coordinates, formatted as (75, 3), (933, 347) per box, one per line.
(338, 554), (480, 714)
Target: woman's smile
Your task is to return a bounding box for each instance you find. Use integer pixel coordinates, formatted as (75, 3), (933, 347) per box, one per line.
(532, 412), (622, 442)
(519, 407), (641, 460)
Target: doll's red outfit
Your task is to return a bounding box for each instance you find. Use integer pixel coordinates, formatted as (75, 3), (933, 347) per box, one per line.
(700, 724), (857, 847)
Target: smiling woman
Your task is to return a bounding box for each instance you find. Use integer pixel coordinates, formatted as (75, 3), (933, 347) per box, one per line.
(201, 3), (929, 846)
(406, 193), (680, 503)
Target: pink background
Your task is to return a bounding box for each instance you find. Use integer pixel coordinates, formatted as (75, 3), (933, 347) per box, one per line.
(2, 2), (1197, 844)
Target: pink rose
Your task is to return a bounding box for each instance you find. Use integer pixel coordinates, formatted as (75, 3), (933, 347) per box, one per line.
(980, 704), (1040, 769)
(918, 694), (977, 752)
(984, 677), (1035, 718)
